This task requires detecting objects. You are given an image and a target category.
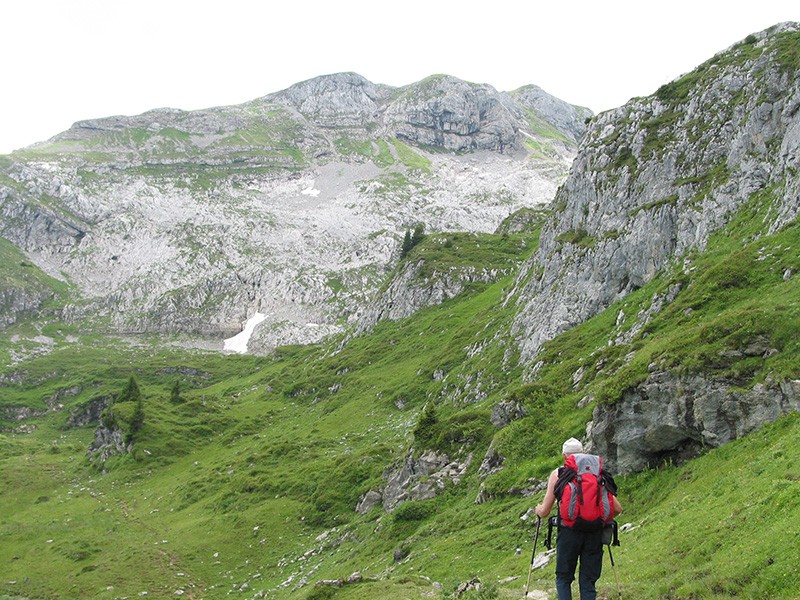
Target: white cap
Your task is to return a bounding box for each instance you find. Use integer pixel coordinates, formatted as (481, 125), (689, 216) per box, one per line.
(562, 437), (583, 455)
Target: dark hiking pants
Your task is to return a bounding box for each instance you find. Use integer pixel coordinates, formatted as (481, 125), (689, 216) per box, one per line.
(555, 525), (604, 600)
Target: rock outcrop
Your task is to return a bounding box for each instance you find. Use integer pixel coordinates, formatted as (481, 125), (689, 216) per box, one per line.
(269, 72), (391, 129)
(87, 423), (130, 464)
(592, 374), (800, 474)
(382, 75), (519, 153)
(0, 285), (55, 329)
(356, 257), (509, 333)
(67, 395), (112, 428)
(356, 449), (472, 513)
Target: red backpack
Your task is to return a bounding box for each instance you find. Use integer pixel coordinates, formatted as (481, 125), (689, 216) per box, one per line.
(554, 453), (617, 531)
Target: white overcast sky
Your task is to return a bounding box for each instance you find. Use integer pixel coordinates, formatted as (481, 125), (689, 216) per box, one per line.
(1, 1), (797, 154)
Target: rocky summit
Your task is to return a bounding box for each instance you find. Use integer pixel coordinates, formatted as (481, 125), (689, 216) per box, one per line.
(0, 73), (589, 352)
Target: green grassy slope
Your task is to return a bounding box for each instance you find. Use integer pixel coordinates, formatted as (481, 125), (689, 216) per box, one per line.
(1, 203), (799, 599)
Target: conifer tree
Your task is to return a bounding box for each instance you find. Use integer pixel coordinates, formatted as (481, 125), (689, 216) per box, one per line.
(119, 376), (142, 403)
(400, 224), (425, 259)
(411, 223), (425, 247)
(170, 380), (182, 403)
(400, 230), (413, 258)
(119, 376), (144, 444)
(127, 396), (145, 444)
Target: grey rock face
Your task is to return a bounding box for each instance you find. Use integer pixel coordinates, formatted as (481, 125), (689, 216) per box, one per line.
(490, 400), (526, 428)
(67, 395), (111, 428)
(2, 404), (48, 422)
(0, 286), (54, 328)
(268, 72), (390, 128)
(512, 23), (800, 363)
(509, 84), (593, 143)
(355, 489), (383, 515)
(592, 374), (800, 474)
(87, 424), (130, 463)
(383, 76), (518, 153)
(477, 442), (505, 478)
(378, 449), (472, 511)
(356, 256), (510, 334)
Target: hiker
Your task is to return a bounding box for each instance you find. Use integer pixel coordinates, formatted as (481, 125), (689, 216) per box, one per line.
(534, 438), (622, 600)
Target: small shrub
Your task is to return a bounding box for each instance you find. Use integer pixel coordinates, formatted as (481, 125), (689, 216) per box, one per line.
(393, 500), (434, 522)
(305, 584), (339, 599)
(413, 402), (439, 447)
(556, 228), (596, 248)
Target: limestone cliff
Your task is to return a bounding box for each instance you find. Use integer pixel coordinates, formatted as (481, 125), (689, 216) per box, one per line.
(591, 373), (800, 473)
(513, 23), (800, 362)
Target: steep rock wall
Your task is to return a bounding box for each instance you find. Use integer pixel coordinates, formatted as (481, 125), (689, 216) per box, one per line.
(356, 258), (507, 333)
(513, 23), (800, 363)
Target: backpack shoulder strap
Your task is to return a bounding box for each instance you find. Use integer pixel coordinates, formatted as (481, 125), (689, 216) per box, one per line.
(554, 465), (576, 501)
(600, 470), (618, 496)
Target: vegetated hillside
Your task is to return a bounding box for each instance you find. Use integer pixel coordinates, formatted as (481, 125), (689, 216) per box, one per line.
(0, 73), (587, 353)
(1, 198), (798, 599)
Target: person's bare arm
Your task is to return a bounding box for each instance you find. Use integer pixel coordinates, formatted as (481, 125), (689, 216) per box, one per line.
(535, 469), (559, 518)
(613, 495), (623, 516)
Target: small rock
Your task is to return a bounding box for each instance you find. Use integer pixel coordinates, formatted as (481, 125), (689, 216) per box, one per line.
(346, 572), (362, 583)
(456, 577), (481, 595)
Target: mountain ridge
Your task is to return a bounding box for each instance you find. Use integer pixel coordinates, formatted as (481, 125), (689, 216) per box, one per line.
(512, 21), (800, 362)
(0, 72), (588, 352)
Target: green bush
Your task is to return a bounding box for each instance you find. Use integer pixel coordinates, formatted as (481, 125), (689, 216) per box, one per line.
(393, 500), (435, 522)
(413, 402), (439, 447)
(304, 584), (339, 599)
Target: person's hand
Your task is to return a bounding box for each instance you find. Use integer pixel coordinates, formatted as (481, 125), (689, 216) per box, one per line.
(534, 504), (545, 518)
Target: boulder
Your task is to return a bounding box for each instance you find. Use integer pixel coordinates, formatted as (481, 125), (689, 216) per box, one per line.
(355, 490), (382, 515)
(380, 449), (472, 511)
(490, 400), (526, 427)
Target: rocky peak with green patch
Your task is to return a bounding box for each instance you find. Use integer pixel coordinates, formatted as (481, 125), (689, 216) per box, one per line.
(0, 73), (587, 351)
(265, 72), (391, 129)
(266, 72), (589, 155)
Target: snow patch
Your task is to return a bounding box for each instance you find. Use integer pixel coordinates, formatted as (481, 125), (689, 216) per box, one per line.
(301, 183), (321, 197)
(223, 313), (267, 354)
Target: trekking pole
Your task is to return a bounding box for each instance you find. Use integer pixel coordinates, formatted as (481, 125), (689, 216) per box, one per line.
(607, 543), (622, 600)
(523, 515), (542, 598)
